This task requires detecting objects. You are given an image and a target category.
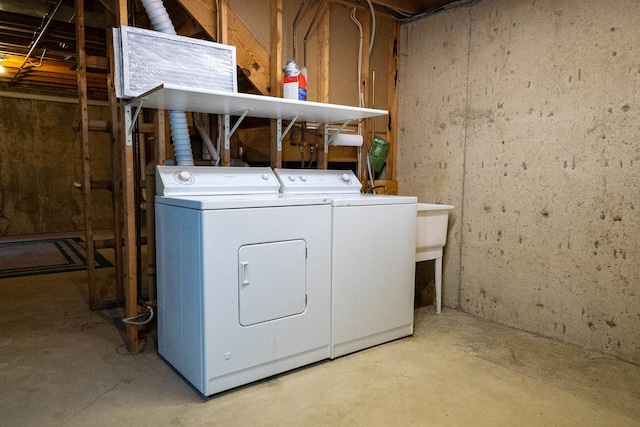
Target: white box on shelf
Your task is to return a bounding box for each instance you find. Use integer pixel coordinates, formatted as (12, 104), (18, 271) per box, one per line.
(113, 26), (237, 99)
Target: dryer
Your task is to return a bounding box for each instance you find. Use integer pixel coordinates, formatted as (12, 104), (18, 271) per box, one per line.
(275, 169), (417, 359)
(155, 166), (332, 396)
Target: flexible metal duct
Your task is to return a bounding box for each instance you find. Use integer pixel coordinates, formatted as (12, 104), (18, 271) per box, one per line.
(139, 0), (194, 166)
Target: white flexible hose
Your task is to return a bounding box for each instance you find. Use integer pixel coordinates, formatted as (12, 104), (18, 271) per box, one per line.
(194, 113), (218, 164)
(139, 0), (194, 166)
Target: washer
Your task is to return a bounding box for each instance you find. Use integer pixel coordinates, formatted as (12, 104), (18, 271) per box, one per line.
(275, 169), (417, 359)
(155, 166), (332, 396)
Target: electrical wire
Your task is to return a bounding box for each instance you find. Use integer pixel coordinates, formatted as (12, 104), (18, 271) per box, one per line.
(122, 306), (154, 326)
(27, 49), (46, 67)
(350, 8), (364, 108)
(366, 0), (375, 54)
(387, 0), (476, 23)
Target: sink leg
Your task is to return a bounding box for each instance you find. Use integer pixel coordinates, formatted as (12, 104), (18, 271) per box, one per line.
(435, 257), (442, 314)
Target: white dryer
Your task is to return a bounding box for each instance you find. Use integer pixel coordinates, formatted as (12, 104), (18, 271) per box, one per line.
(275, 169), (417, 359)
(155, 166), (332, 396)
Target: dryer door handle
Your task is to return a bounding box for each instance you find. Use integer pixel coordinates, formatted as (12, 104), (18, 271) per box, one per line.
(240, 261), (250, 285)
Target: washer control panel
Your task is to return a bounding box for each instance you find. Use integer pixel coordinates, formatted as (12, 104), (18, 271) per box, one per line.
(274, 169), (362, 194)
(157, 166), (280, 196)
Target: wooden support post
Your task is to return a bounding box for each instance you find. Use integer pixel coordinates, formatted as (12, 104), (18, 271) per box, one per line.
(221, 114), (231, 166)
(75, 0), (98, 309)
(386, 19), (399, 181)
(317, 0), (330, 169)
(145, 109), (166, 304)
(107, 30), (124, 305)
(270, 0), (283, 168)
(218, 0), (229, 44)
(123, 105), (140, 353)
(358, 7), (371, 185)
(116, 0), (140, 354)
(155, 110), (167, 166)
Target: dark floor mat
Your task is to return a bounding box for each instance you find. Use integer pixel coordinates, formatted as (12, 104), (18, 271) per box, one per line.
(0, 237), (112, 279)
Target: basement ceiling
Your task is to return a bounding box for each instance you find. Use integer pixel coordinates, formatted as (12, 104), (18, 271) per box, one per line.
(0, 0), (460, 100)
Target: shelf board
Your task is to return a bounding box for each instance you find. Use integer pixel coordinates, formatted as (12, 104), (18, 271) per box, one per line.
(127, 84), (388, 123)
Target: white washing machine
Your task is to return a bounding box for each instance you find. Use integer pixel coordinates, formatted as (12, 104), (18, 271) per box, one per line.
(155, 166), (332, 396)
(274, 169), (417, 359)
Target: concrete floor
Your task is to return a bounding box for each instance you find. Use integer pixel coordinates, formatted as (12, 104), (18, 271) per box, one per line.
(1, 269), (640, 426)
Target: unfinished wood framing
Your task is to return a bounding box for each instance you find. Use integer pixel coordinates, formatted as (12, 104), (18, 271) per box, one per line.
(316, 0), (330, 169)
(385, 18), (399, 181)
(270, 0), (283, 168)
(113, 0), (140, 353)
(75, 0), (98, 309)
(228, 8), (270, 95)
(176, 0), (216, 39)
(357, 7), (372, 185)
(106, 25), (125, 305)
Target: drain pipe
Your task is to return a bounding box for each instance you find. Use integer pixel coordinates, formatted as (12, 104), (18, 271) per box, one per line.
(139, 0), (194, 166)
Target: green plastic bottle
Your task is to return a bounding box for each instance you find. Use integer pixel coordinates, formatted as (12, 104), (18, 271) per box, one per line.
(368, 136), (389, 174)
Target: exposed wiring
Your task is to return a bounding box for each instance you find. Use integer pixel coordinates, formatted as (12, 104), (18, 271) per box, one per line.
(387, 0), (477, 23)
(122, 305), (154, 326)
(366, 0), (375, 54)
(350, 8), (364, 108)
(28, 49), (46, 67)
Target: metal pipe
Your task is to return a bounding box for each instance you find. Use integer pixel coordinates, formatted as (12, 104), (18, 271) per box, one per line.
(10, 0), (64, 84)
(303, 1), (322, 67)
(292, 0), (307, 60)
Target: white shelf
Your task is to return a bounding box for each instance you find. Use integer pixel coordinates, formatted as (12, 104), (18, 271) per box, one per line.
(128, 84), (388, 123)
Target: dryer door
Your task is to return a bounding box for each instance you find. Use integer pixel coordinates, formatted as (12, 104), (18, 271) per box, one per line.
(238, 239), (307, 326)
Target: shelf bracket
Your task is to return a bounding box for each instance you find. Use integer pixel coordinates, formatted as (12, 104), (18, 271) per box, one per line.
(126, 99), (145, 136)
(124, 99), (145, 148)
(222, 109), (250, 150)
(229, 109), (249, 138)
(324, 119), (352, 152)
(276, 115), (300, 152)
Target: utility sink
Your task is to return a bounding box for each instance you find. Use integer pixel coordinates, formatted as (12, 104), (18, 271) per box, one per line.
(416, 203), (454, 262)
(415, 203), (454, 314)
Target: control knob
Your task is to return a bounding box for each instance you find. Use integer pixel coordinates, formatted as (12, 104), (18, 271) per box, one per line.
(339, 173), (351, 184)
(177, 170), (192, 183)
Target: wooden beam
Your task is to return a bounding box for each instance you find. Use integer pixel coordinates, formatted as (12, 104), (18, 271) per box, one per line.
(176, 0), (216, 39)
(386, 18), (399, 181)
(316, 0), (329, 169)
(358, 7), (371, 185)
(117, 0), (128, 26)
(219, 0), (229, 44)
(228, 7), (270, 95)
(103, 2), (124, 306)
(115, 0), (140, 354)
(76, 0), (98, 309)
(270, 0), (282, 168)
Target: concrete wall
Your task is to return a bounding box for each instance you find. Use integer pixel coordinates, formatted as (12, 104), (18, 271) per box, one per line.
(0, 97), (113, 237)
(397, 0), (640, 363)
